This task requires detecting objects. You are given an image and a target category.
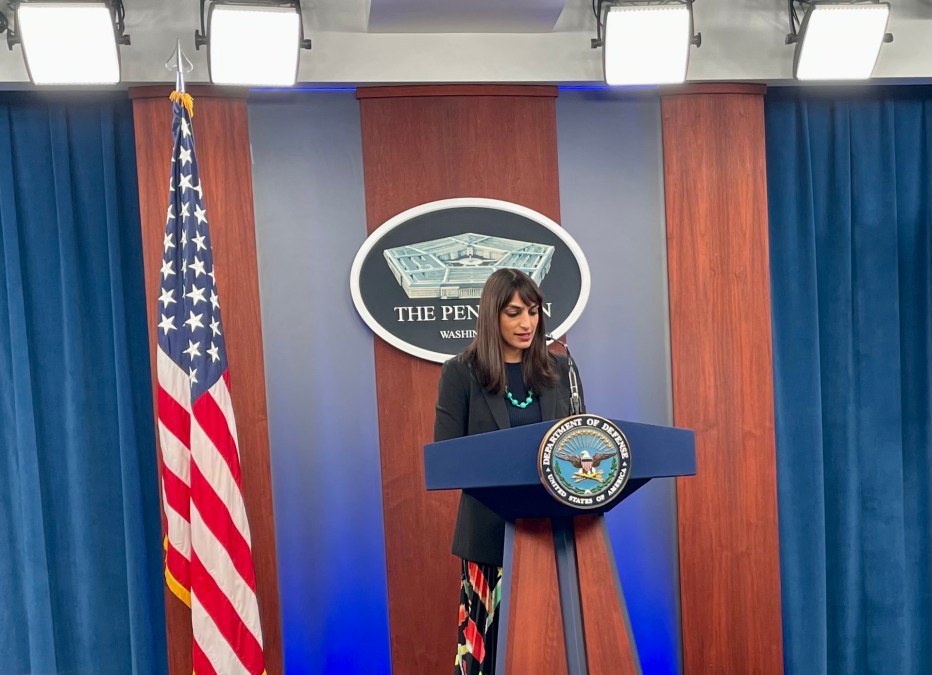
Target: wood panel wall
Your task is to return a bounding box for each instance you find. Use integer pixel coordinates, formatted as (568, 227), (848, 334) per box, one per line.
(574, 515), (639, 674)
(660, 84), (785, 674)
(130, 87), (283, 675)
(505, 521), (568, 674)
(357, 84), (561, 675)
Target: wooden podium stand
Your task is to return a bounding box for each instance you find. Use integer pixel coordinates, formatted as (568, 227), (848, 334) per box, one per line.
(424, 418), (695, 674)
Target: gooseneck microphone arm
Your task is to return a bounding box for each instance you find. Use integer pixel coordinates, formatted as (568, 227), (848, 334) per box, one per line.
(546, 333), (585, 415)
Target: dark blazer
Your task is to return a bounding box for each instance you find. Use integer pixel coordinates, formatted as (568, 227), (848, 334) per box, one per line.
(433, 353), (581, 566)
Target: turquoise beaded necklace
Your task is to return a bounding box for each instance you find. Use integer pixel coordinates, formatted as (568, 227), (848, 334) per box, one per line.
(505, 388), (535, 409)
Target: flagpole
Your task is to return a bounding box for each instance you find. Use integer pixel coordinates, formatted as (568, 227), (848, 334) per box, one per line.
(166, 38), (192, 93)
(166, 39), (194, 118)
(176, 38), (185, 93)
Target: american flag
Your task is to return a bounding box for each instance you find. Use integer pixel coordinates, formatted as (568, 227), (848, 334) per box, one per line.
(156, 90), (266, 675)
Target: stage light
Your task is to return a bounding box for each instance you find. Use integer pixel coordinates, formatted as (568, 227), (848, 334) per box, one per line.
(786, 2), (892, 80)
(195, 1), (312, 87)
(593, 1), (701, 86)
(0, 2), (129, 85)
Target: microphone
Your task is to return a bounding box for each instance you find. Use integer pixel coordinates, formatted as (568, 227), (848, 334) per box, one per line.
(546, 333), (584, 415)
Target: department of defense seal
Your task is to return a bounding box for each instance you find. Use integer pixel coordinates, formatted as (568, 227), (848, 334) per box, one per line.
(537, 414), (631, 510)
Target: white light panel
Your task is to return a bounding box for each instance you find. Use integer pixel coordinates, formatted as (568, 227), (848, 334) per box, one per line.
(209, 5), (301, 87)
(17, 3), (120, 85)
(603, 5), (691, 86)
(795, 3), (890, 80)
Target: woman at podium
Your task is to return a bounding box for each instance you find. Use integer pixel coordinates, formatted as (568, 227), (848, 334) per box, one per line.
(434, 268), (579, 675)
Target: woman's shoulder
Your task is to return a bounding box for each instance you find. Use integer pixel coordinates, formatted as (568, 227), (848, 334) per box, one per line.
(440, 353), (476, 380)
(548, 351), (571, 373)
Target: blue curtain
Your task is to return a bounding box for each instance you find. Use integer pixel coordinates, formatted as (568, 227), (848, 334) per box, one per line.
(0, 94), (167, 674)
(766, 87), (932, 675)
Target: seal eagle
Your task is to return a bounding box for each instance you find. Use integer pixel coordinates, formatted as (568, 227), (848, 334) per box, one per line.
(555, 448), (615, 473)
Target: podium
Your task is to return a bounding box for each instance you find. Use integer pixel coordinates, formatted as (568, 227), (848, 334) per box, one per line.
(424, 417), (695, 675)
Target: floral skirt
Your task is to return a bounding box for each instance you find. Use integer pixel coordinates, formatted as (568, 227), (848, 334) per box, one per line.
(455, 559), (503, 675)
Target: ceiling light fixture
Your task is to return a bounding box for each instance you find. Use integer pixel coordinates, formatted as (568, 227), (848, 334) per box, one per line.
(1, 1), (129, 85)
(195, 0), (312, 87)
(592, 1), (701, 86)
(785, 1), (893, 80)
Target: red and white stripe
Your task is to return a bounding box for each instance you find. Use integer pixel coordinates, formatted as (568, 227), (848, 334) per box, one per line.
(158, 348), (192, 599)
(157, 349), (266, 675)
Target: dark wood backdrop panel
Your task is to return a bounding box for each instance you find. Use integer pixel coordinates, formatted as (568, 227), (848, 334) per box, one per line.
(130, 88), (283, 675)
(660, 85), (785, 674)
(505, 520), (568, 674)
(574, 515), (638, 674)
(358, 84), (561, 675)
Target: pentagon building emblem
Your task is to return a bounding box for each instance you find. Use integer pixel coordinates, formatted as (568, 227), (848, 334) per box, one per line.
(383, 234), (555, 300)
(538, 415), (631, 510)
(350, 198), (590, 363)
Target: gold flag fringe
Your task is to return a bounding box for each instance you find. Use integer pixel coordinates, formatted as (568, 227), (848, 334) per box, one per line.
(169, 91), (194, 118)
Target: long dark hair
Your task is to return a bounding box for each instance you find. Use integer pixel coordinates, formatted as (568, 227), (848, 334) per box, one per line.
(463, 268), (556, 394)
